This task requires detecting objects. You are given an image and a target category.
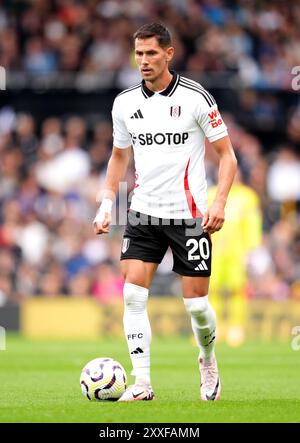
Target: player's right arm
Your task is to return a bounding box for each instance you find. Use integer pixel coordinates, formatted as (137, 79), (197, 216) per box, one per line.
(93, 146), (131, 235)
(94, 95), (132, 235)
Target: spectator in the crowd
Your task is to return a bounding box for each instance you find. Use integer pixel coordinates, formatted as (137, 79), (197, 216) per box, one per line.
(35, 116), (91, 193)
(24, 36), (57, 75)
(91, 262), (124, 303)
(67, 271), (92, 297)
(15, 114), (39, 170)
(267, 146), (300, 212)
(36, 260), (66, 295)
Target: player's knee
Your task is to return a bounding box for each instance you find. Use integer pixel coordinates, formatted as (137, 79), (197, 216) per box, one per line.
(123, 282), (148, 312)
(121, 264), (148, 288)
(183, 295), (209, 317)
(120, 263), (129, 281)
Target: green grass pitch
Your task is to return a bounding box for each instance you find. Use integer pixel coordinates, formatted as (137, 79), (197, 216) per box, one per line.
(0, 334), (299, 423)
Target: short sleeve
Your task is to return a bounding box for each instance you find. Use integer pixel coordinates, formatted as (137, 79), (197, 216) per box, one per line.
(112, 98), (132, 149)
(196, 97), (228, 142)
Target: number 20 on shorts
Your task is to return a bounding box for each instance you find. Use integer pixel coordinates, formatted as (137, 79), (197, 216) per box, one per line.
(186, 238), (210, 261)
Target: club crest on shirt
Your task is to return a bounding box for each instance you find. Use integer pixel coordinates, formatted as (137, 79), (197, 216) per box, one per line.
(170, 105), (181, 119)
(122, 238), (130, 253)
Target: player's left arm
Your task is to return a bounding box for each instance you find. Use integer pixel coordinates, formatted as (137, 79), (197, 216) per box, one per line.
(203, 135), (237, 234)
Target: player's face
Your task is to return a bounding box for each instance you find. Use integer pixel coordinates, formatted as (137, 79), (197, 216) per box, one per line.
(134, 37), (174, 83)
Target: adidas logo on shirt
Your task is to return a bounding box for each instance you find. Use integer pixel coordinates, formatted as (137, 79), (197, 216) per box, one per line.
(130, 109), (144, 119)
(194, 261), (208, 271)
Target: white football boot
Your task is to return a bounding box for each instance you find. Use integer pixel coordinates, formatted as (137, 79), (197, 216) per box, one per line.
(199, 357), (221, 401)
(118, 382), (155, 402)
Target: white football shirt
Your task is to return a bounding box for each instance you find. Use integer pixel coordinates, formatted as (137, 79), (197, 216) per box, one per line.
(112, 71), (228, 219)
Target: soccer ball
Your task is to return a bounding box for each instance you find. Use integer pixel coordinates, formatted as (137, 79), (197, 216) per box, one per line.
(80, 357), (127, 401)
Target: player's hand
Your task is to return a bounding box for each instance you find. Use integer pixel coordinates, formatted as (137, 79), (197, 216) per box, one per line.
(93, 212), (111, 235)
(202, 201), (225, 234)
(93, 199), (113, 235)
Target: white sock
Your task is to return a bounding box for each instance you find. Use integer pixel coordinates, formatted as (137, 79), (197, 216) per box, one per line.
(123, 283), (151, 385)
(184, 295), (216, 363)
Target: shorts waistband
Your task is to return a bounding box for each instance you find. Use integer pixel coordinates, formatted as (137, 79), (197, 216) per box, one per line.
(128, 209), (202, 227)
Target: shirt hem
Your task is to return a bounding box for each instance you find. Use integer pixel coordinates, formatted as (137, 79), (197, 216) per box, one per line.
(130, 202), (207, 219)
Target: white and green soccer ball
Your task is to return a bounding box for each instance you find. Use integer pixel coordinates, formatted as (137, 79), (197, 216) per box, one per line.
(80, 357), (127, 401)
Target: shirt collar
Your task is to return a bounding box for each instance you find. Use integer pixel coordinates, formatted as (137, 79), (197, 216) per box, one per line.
(141, 71), (179, 98)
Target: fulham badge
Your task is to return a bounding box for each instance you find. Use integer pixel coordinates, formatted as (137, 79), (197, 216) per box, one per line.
(170, 105), (181, 119)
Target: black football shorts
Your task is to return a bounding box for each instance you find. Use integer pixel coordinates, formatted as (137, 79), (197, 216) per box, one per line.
(120, 210), (212, 277)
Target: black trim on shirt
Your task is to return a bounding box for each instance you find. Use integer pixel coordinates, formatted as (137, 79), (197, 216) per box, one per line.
(178, 81), (214, 107)
(179, 77), (215, 105)
(117, 84), (141, 97)
(141, 71), (180, 98)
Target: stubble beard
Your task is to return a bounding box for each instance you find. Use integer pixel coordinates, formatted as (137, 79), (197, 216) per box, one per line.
(141, 68), (162, 85)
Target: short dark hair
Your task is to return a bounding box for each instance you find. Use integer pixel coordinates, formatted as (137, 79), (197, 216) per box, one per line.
(133, 23), (172, 48)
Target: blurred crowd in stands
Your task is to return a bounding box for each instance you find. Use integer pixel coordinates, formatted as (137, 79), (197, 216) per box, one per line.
(0, 0), (300, 305)
(0, 107), (299, 305)
(0, 0), (299, 90)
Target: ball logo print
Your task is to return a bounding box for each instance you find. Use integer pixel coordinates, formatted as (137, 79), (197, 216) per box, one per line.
(80, 357), (127, 401)
(0, 66), (6, 90)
